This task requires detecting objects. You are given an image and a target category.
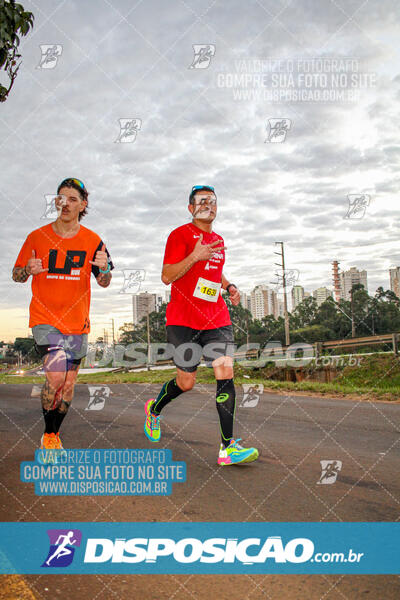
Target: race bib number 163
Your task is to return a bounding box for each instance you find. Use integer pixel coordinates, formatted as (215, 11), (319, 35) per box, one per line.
(193, 277), (221, 303)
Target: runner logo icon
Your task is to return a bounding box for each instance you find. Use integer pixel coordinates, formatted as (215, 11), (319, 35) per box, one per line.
(41, 529), (82, 568)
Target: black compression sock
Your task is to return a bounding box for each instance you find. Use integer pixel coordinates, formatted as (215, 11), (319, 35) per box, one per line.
(152, 378), (184, 415)
(42, 408), (57, 434)
(216, 378), (236, 447)
(54, 410), (66, 433)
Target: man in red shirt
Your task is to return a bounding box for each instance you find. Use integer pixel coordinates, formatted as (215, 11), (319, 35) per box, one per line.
(12, 178), (114, 455)
(144, 185), (259, 465)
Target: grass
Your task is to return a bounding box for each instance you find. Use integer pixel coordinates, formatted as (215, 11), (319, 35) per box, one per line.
(1, 354), (400, 401)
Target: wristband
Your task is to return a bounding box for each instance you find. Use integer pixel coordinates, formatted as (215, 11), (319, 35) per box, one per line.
(99, 262), (111, 274)
(226, 283), (237, 294)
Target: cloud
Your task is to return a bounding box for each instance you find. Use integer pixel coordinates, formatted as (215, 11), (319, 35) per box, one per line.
(1, 0), (399, 341)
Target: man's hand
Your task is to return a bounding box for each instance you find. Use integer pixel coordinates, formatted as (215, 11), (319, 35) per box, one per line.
(191, 234), (226, 262)
(89, 244), (108, 271)
(228, 285), (240, 306)
(26, 250), (48, 275)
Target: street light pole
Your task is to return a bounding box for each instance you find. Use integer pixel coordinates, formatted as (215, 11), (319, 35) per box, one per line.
(146, 297), (151, 370)
(111, 318), (115, 346)
(350, 287), (356, 338)
(274, 242), (290, 347)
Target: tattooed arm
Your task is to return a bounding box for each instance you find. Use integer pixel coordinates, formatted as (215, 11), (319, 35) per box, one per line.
(12, 266), (31, 282)
(13, 250), (47, 282)
(90, 242), (113, 288)
(96, 272), (112, 288)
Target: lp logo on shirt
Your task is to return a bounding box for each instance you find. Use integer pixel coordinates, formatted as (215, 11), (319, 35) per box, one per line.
(48, 249), (86, 274)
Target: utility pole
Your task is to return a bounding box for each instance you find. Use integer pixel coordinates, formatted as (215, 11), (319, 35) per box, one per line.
(350, 287), (356, 338)
(146, 297), (151, 370)
(274, 242), (290, 347)
(111, 318), (115, 346)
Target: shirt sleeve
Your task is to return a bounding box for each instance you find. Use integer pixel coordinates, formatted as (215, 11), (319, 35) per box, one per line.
(91, 239), (115, 277)
(163, 228), (187, 265)
(13, 233), (34, 269)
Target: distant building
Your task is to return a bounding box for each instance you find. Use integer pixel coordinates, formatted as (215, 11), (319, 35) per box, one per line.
(339, 267), (368, 299)
(291, 285), (305, 310)
(312, 287), (333, 307)
(389, 267), (400, 298)
(239, 290), (251, 312)
(250, 285), (277, 320)
(165, 289), (171, 303)
(156, 294), (163, 310)
(132, 293), (157, 326)
(277, 299), (285, 318)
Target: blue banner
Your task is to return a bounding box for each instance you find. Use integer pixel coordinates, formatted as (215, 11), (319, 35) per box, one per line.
(0, 522), (398, 574)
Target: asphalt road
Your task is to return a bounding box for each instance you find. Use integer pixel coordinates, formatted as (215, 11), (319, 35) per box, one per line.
(0, 383), (399, 599)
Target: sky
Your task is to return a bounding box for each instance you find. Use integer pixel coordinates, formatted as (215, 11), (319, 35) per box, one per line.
(1, 0), (399, 343)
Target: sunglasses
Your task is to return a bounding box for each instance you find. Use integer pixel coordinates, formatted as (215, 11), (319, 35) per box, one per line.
(195, 197), (217, 206)
(192, 185), (215, 192)
(59, 177), (86, 190)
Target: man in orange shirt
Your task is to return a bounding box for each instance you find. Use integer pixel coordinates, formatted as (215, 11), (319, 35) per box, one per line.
(12, 178), (114, 453)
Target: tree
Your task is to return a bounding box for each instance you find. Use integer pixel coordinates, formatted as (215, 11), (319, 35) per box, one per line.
(259, 314), (285, 345)
(224, 294), (253, 346)
(0, 0), (34, 102)
(313, 297), (337, 338)
(118, 303), (168, 345)
(290, 324), (333, 344)
(13, 336), (35, 358)
(290, 296), (318, 328)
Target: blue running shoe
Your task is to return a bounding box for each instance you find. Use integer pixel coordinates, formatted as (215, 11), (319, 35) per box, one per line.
(218, 438), (259, 465)
(144, 399), (162, 442)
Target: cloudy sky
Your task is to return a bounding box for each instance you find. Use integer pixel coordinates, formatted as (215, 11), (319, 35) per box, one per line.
(1, 0), (399, 342)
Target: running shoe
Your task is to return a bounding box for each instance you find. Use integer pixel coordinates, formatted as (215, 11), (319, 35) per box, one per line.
(38, 433), (60, 464)
(40, 432), (58, 450)
(217, 438), (259, 465)
(54, 432), (67, 458)
(144, 399), (162, 442)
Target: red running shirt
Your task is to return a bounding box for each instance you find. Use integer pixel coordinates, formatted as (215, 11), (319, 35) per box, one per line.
(163, 222), (231, 330)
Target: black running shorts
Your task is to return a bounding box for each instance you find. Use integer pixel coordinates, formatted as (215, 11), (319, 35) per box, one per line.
(166, 324), (234, 372)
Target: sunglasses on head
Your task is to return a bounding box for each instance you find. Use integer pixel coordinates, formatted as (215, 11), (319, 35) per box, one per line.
(59, 178), (86, 190)
(192, 185), (215, 192)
